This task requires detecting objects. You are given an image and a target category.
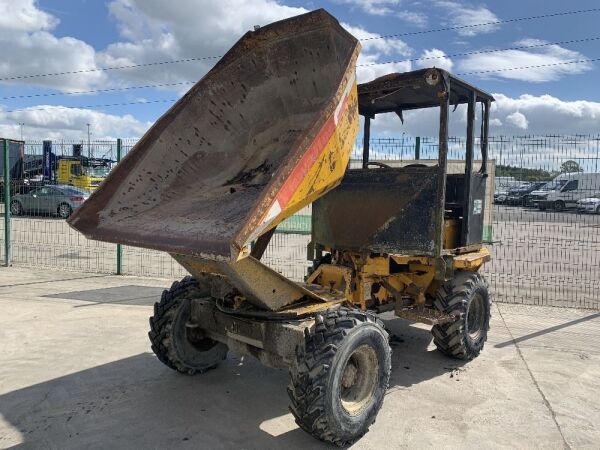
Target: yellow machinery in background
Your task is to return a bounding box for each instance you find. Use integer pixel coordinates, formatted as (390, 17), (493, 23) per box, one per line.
(57, 157), (111, 192)
(69, 9), (494, 446)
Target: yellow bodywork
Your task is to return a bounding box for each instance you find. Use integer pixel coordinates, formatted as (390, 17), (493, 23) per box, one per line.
(57, 159), (105, 192)
(307, 247), (491, 312)
(242, 69), (360, 248)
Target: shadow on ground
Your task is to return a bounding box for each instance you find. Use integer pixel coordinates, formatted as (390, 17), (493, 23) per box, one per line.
(44, 285), (165, 307)
(0, 318), (457, 449)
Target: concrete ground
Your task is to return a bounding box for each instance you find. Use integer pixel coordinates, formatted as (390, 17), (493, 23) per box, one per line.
(0, 267), (599, 449)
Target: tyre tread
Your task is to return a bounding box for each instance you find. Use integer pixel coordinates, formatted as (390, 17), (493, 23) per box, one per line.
(148, 275), (225, 375)
(431, 271), (491, 361)
(287, 307), (390, 447)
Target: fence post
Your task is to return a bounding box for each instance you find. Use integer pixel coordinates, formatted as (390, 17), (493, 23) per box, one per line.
(116, 138), (123, 275)
(3, 139), (11, 267)
(414, 136), (420, 160)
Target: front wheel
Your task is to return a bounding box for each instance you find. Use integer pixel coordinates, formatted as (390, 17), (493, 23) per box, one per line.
(288, 307), (391, 447)
(596, 205), (600, 215)
(149, 275), (228, 375)
(554, 200), (565, 212)
(432, 271), (491, 360)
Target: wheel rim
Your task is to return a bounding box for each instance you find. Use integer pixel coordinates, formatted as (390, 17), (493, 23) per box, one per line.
(339, 344), (379, 416)
(555, 201), (564, 211)
(466, 293), (486, 341)
(10, 202), (21, 215)
(185, 323), (219, 352)
(174, 300), (219, 358)
(59, 204), (71, 217)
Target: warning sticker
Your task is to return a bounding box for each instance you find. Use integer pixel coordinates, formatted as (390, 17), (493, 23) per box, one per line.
(473, 199), (483, 215)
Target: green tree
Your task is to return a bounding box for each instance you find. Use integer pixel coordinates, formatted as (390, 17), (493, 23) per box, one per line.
(495, 165), (555, 181)
(560, 160), (583, 173)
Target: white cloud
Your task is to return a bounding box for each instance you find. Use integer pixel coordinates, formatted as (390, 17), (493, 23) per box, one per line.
(491, 93), (600, 135)
(505, 111), (528, 130)
(0, 0), (57, 32)
(458, 39), (594, 82)
(335, 0), (427, 25)
(341, 23), (412, 82)
(0, 106), (151, 140)
(362, 93), (600, 172)
(342, 23), (411, 56)
(416, 48), (453, 71)
(396, 10), (428, 27)
(99, 0), (308, 86)
(99, 1), (416, 88)
(435, 1), (500, 36)
(0, 31), (106, 92)
(0, 0), (105, 92)
(334, 0), (401, 15)
(366, 93), (600, 137)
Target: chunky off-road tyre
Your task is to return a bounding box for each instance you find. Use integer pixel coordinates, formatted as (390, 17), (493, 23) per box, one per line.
(288, 307), (391, 447)
(149, 275), (228, 375)
(432, 271), (491, 360)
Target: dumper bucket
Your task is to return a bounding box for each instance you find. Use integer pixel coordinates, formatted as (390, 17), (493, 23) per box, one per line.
(68, 9), (360, 264)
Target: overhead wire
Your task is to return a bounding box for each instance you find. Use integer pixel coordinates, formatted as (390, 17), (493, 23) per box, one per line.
(4, 99), (178, 113)
(362, 7), (600, 40)
(3, 36), (598, 101)
(4, 57), (599, 114)
(0, 7), (598, 82)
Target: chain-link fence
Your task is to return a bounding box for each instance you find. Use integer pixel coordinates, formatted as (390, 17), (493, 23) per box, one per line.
(2, 135), (600, 310)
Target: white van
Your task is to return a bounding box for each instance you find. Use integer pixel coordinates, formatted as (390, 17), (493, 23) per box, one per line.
(529, 172), (600, 211)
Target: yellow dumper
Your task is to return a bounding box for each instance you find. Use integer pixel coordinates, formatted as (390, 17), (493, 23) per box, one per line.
(69, 9), (493, 445)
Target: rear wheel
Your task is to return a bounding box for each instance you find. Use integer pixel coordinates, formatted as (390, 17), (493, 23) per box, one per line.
(10, 200), (23, 216)
(432, 271), (491, 360)
(288, 307), (391, 446)
(149, 275), (228, 375)
(554, 200), (565, 212)
(57, 203), (72, 219)
(596, 205), (600, 215)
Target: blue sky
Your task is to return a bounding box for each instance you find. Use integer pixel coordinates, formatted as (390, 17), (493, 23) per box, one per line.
(0, 0), (599, 140)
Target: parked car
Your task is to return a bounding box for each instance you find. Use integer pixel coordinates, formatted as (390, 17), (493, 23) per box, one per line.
(10, 184), (89, 219)
(577, 195), (600, 214)
(529, 173), (600, 211)
(494, 190), (509, 204)
(506, 182), (547, 206)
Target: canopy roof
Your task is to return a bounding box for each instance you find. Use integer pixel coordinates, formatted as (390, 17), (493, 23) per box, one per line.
(357, 68), (494, 116)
